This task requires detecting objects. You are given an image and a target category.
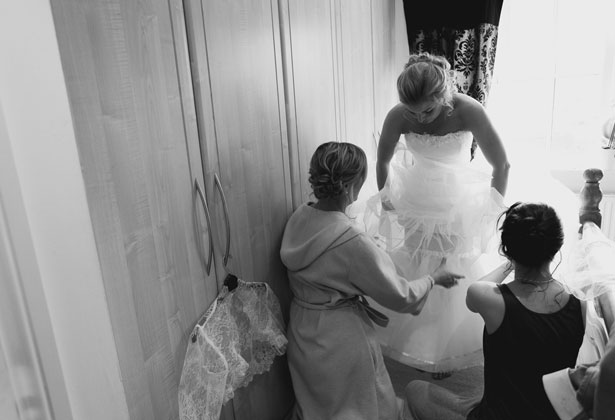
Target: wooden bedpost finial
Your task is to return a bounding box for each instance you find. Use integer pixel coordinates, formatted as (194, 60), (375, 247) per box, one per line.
(579, 168), (604, 229)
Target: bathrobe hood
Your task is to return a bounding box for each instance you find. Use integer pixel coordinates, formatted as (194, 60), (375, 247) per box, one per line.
(280, 204), (361, 272)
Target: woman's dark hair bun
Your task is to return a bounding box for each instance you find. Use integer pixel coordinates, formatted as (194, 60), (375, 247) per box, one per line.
(499, 202), (564, 267)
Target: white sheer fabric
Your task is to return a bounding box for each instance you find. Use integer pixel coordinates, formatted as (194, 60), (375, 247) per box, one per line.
(577, 299), (609, 366)
(563, 222), (615, 301)
(178, 280), (287, 420)
(362, 131), (504, 371)
(560, 222), (614, 365)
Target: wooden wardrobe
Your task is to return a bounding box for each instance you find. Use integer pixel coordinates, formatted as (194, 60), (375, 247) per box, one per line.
(48, 0), (405, 419)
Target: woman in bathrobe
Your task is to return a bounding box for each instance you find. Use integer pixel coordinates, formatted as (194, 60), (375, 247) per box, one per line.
(280, 141), (463, 420)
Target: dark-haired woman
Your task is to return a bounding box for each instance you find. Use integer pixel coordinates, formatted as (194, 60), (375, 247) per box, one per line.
(406, 202), (585, 420)
(280, 141), (463, 420)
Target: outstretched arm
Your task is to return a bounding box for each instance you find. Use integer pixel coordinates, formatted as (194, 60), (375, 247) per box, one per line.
(460, 95), (510, 196)
(597, 288), (615, 336)
(376, 106), (405, 191)
(595, 328), (615, 420)
(466, 262), (511, 333)
(350, 237), (462, 315)
(476, 261), (513, 284)
(594, 289), (615, 419)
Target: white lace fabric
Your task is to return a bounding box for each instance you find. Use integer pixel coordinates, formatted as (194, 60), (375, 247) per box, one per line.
(178, 280), (287, 420)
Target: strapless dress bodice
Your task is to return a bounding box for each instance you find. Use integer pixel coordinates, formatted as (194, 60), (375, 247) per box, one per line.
(404, 131), (472, 165)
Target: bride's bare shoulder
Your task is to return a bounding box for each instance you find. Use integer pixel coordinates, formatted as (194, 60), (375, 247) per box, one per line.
(387, 103), (408, 118)
(451, 93), (488, 129)
(452, 93), (482, 112)
(383, 104), (412, 133)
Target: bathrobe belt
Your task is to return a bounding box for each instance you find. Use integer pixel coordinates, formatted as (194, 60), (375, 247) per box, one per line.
(293, 295), (390, 328)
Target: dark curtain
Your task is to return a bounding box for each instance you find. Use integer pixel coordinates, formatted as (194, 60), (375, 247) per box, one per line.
(402, 0), (504, 159)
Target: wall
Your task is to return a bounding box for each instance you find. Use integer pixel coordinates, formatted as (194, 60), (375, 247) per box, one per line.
(282, 0), (409, 206)
(0, 92), (55, 420)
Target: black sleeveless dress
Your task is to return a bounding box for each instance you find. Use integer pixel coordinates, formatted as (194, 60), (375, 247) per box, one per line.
(468, 283), (584, 420)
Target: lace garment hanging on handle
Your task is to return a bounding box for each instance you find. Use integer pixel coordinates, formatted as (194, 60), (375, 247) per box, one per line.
(178, 279), (287, 420)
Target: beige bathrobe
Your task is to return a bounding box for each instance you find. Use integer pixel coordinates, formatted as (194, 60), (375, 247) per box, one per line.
(280, 203), (435, 420)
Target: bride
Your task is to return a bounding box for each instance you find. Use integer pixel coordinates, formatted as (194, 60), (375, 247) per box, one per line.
(363, 52), (510, 376)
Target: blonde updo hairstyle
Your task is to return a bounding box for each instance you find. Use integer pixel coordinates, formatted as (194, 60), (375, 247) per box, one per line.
(308, 142), (367, 200)
(397, 53), (456, 112)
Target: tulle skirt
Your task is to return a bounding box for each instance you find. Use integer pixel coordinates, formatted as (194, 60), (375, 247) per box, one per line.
(362, 158), (505, 372)
(564, 222), (615, 365)
(360, 154), (586, 372)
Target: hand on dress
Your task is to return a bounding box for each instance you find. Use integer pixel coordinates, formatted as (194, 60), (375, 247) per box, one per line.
(430, 258), (464, 289)
(381, 199), (395, 211)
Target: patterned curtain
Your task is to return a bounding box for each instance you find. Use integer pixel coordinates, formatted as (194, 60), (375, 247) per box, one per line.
(402, 0), (504, 159)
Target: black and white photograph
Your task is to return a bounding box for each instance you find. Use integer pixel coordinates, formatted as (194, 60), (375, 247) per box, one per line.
(1, 1), (614, 419)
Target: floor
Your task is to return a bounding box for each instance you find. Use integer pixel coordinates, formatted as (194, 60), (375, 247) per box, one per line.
(385, 356), (484, 399)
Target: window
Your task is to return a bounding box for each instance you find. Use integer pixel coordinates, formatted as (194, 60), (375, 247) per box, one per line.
(485, 0), (615, 191)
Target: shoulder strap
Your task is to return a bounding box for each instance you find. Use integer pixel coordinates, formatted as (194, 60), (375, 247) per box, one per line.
(497, 283), (514, 301)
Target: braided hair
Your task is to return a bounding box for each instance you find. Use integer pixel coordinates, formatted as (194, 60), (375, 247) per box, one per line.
(308, 142), (367, 200)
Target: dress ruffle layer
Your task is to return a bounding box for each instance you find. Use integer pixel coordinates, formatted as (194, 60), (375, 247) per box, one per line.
(562, 222), (615, 301)
(362, 133), (505, 372)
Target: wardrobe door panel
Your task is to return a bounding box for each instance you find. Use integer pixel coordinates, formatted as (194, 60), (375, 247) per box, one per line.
(371, 0), (407, 140)
(283, 0), (383, 202)
(187, 0), (295, 418)
(339, 0), (376, 156)
(50, 0), (217, 419)
(284, 0), (339, 202)
(201, 0), (292, 289)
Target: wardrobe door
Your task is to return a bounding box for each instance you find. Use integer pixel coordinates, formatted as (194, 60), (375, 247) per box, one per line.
(371, 0), (407, 136)
(282, 0), (339, 204)
(282, 0), (378, 204)
(338, 0), (377, 156)
(184, 0), (295, 419)
(50, 0), (219, 419)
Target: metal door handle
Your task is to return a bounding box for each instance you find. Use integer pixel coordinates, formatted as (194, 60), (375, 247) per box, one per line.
(214, 173), (231, 269)
(194, 179), (214, 275)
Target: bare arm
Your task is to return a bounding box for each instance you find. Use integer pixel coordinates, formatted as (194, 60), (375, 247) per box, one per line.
(376, 106), (405, 191)
(350, 237), (462, 315)
(593, 289), (615, 419)
(594, 328), (615, 420)
(596, 288), (615, 336)
(459, 95), (510, 196)
(466, 262), (510, 333)
(466, 262), (511, 312)
(466, 280), (505, 333)
(476, 261), (512, 284)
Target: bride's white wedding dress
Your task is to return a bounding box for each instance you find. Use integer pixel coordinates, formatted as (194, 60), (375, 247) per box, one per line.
(362, 130), (580, 372)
